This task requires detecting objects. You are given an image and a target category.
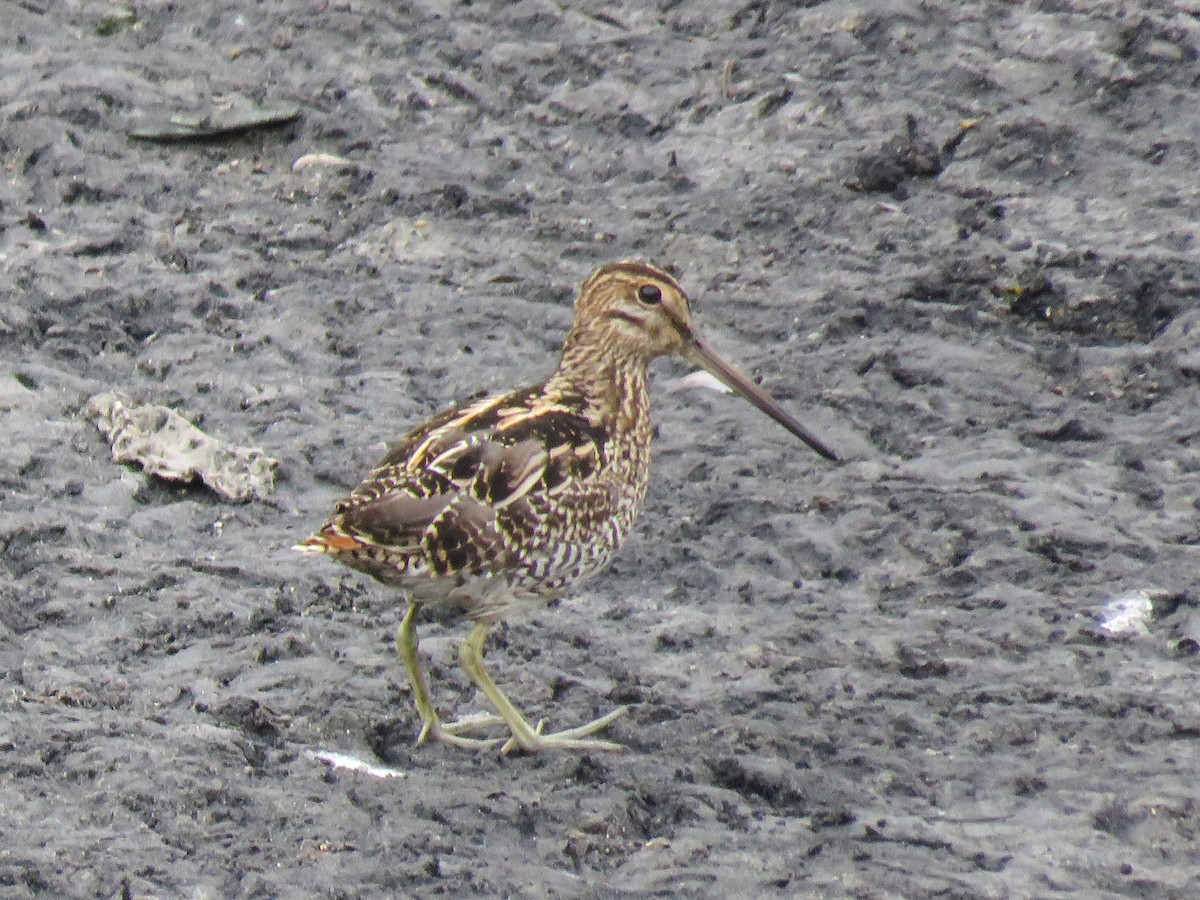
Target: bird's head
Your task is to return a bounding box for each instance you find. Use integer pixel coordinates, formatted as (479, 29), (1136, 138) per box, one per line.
(563, 260), (838, 461)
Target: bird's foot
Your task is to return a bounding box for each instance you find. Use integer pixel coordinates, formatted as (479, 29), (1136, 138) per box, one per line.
(417, 711), (505, 750)
(499, 705), (628, 755)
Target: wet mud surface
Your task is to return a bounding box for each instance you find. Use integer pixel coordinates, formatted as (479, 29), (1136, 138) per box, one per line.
(3, 2), (1199, 897)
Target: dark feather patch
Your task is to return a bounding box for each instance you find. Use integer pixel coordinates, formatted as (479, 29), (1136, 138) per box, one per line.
(426, 496), (512, 577)
(339, 492), (454, 547)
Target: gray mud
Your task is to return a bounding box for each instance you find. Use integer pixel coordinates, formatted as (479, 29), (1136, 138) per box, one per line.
(2, 2), (1199, 897)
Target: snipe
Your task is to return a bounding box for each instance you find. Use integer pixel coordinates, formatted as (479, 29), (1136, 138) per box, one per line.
(297, 261), (836, 753)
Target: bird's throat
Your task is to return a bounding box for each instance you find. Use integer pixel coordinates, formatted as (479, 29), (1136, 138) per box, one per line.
(547, 341), (652, 436)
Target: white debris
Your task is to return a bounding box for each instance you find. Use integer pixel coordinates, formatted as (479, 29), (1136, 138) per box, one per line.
(1097, 590), (1158, 636)
(306, 749), (407, 779)
(85, 392), (277, 502)
(672, 370), (732, 394)
(292, 152), (356, 172)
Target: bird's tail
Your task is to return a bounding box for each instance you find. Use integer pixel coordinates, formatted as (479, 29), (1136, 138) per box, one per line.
(292, 527), (364, 554)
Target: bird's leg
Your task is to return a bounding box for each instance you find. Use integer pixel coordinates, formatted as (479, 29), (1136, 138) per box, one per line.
(395, 602), (502, 749)
(458, 621), (627, 754)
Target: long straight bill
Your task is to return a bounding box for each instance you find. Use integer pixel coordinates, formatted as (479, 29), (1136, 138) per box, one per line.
(684, 335), (838, 461)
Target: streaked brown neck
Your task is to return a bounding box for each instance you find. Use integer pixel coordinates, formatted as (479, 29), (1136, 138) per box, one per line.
(545, 331), (651, 434)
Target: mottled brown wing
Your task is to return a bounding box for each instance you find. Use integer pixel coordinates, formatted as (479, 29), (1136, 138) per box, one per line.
(323, 388), (607, 579)
(368, 388), (501, 472)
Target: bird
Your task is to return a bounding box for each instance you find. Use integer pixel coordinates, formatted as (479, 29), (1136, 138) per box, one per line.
(296, 261), (837, 754)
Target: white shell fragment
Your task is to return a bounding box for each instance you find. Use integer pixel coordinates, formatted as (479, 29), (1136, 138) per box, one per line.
(673, 370), (733, 394)
(306, 749), (407, 779)
(1097, 590), (1159, 636)
(292, 152), (356, 172)
(85, 392), (278, 502)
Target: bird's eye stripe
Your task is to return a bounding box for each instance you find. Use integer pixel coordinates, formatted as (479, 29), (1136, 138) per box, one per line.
(605, 309), (644, 326)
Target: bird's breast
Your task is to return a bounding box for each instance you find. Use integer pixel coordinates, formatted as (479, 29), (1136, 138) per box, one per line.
(504, 424), (651, 589)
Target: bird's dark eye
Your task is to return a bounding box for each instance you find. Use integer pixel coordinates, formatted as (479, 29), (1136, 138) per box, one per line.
(638, 284), (662, 305)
